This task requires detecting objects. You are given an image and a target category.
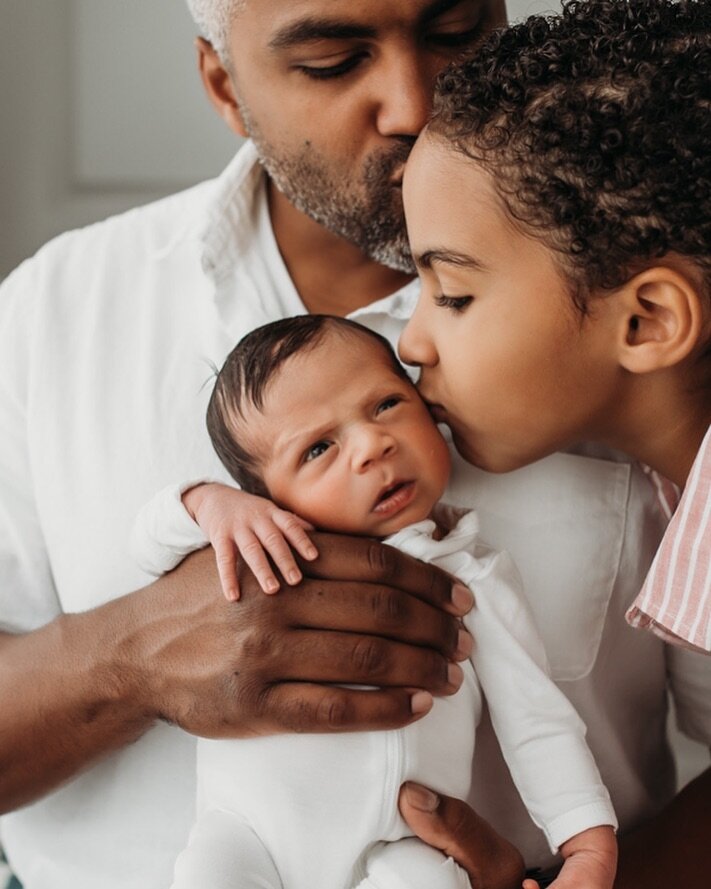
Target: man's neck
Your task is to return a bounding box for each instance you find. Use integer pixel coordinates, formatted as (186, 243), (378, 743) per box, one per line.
(267, 181), (413, 317)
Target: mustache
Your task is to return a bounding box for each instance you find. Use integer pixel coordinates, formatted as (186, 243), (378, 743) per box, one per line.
(363, 139), (416, 186)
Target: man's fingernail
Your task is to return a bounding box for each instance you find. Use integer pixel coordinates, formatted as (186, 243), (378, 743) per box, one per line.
(455, 628), (473, 659)
(410, 691), (433, 715)
(305, 547), (318, 559)
(265, 579), (280, 593)
(287, 570), (301, 584)
(451, 583), (474, 613)
(405, 782), (440, 813)
(447, 662), (464, 688)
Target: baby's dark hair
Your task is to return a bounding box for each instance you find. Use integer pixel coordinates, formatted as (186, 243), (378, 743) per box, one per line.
(429, 0), (711, 311)
(206, 315), (412, 495)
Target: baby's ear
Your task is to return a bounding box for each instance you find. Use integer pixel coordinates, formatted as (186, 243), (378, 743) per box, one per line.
(615, 265), (706, 374)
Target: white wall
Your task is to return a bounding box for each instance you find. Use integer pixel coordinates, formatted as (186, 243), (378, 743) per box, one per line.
(0, 0), (237, 279)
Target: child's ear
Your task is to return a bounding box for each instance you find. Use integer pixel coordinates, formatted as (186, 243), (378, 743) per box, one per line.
(615, 266), (705, 374)
(195, 37), (248, 138)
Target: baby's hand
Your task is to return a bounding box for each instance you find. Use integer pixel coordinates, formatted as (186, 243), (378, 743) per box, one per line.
(523, 826), (617, 889)
(183, 483), (318, 601)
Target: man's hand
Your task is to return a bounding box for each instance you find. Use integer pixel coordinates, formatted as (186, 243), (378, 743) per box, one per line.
(398, 782), (525, 889)
(0, 533), (472, 813)
(131, 531), (474, 737)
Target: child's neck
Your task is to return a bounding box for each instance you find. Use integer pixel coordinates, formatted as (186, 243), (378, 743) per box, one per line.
(603, 376), (711, 488)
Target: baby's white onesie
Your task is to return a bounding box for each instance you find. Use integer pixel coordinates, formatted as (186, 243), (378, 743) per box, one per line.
(131, 490), (616, 889)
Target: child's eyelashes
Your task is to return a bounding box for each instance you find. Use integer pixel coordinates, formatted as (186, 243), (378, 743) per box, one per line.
(434, 294), (474, 313)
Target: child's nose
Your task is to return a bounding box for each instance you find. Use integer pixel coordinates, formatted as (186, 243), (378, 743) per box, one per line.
(398, 309), (438, 369)
(352, 427), (397, 472)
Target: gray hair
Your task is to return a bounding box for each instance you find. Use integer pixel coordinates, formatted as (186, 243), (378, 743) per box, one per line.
(185, 0), (246, 63)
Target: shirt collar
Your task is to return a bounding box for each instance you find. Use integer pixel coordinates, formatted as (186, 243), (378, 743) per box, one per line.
(197, 139), (421, 316)
(198, 140), (265, 287)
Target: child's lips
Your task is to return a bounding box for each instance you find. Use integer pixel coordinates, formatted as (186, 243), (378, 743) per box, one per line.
(372, 480), (416, 516)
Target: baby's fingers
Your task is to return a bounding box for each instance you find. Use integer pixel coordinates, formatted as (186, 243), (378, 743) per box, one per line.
(214, 537), (241, 602)
(236, 530), (281, 594)
(253, 521), (305, 587)
(272, 511), (318, 562)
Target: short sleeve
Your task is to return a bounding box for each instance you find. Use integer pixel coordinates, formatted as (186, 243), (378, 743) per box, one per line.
(0, 258), (62, 631)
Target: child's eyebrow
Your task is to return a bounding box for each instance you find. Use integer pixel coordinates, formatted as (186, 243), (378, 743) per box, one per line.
(415, 249), (487, 272)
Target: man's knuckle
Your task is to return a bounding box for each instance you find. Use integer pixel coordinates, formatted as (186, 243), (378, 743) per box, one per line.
(371, 588), (406, 624)
(316, 692), (350, 729)
(351, 637), (387, 674)
(366, 541), (397, 580)
(239, 626), (278, 662)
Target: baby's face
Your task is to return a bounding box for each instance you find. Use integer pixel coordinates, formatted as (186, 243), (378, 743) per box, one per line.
(243, 334), (451, 537)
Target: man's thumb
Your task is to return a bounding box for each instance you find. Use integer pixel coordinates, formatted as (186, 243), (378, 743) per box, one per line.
(398, 782), (525, 889)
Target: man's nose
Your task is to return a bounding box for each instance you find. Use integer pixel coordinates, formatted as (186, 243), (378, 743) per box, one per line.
(352, 426), (397, 472)
(374, 52), (434, 138)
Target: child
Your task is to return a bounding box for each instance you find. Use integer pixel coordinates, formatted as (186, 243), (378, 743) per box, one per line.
(399, 0), (711, 653)
(132, 315), (617, 889)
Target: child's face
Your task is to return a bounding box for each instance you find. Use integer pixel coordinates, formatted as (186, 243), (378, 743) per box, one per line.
(399, 135), (622, 472)
(243, 333), (452, 536)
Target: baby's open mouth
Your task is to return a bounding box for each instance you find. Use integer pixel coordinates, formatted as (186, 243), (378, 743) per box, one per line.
(373, 480), (415, 514)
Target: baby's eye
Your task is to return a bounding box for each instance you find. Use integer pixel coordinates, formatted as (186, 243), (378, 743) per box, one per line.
(305, 441), (331, 462)
(376, 396), (402, 414)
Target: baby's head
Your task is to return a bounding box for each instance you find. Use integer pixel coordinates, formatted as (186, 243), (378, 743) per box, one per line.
(401, 0), (711, 471)
(207, 316), (451, 536)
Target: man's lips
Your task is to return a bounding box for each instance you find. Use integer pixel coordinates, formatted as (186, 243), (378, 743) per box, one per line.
(372, 480), (415, 515)
(425, 400), (448, 422)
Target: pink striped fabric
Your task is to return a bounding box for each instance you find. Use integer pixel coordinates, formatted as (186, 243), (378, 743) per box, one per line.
(626, 425), (711, 653)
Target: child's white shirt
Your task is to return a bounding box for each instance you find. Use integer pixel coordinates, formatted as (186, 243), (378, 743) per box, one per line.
(131, 485), (616, 889)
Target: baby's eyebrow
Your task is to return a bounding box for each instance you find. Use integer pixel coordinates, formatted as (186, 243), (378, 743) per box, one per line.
(415, 249), (487, 271)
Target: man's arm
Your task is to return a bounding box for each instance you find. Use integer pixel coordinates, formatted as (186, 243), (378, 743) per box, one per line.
(398, 768), (711, 889)
(0, 534), (471, 814)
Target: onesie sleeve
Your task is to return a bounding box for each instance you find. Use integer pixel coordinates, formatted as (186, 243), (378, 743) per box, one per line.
(461, 549), (617, 851)
(129, 481), (212, 575)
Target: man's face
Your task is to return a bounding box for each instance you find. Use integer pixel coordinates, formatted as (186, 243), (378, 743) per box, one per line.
(224, 0), (506, 271)
(399, 135), (623, 472)
(241, 333), (451, 537)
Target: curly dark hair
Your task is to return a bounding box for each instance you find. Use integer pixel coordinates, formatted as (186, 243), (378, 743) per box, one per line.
(429, 0), (711, 310)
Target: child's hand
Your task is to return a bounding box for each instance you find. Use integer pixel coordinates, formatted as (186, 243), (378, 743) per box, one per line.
(183, 483), (317, 601)
(523, 826), (617, 889)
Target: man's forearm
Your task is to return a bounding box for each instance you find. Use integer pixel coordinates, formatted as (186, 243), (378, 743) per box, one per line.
(0, 593), (155, 814)
(615, 765), (711, 889)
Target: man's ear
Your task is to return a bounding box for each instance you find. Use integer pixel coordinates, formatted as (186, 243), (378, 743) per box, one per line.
(195, 37), (248, 138)
(615, 266), (706, 374)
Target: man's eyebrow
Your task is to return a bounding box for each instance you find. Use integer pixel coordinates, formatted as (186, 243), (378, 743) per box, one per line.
(415, 249), (487, 271)
(268, 18), (377, 50)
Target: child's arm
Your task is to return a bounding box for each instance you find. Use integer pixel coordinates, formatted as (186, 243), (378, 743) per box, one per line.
(524, 826), (617, 889)
(183, 483), (317, 600)
(130, 482), (317, 601)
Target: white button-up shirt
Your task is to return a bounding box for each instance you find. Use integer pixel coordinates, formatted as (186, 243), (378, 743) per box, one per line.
(1, 142), (709, 888)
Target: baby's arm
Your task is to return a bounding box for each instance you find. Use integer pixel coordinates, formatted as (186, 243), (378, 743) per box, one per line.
(130, 482), (317, 600)
(460, 551), (617, 889)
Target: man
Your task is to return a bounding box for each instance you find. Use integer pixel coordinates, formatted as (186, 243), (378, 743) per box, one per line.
(0, 2), (708, 888)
